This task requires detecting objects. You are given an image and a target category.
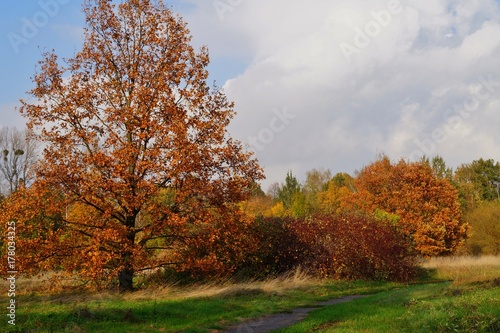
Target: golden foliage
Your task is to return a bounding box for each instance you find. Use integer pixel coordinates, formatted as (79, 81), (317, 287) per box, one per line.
(461, 201), (500, 255)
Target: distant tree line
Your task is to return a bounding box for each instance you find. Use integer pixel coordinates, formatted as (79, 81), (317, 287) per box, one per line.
(242, 155), (500, 257)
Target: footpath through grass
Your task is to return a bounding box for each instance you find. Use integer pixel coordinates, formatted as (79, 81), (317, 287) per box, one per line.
(275, 281), (499, 332)
(1, 274), (400, 333)
(276, 256), (500, 333)
(1, 256), (499, 333)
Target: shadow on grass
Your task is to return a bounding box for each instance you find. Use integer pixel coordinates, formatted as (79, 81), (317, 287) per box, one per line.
(8, 291), (276, 333)
(414, 267), (441, 283)
(3, 278), (437, 333)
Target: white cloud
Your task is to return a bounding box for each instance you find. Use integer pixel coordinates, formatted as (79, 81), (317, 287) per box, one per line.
(1, 0), (499, 190)
(178, 0), (500, 189)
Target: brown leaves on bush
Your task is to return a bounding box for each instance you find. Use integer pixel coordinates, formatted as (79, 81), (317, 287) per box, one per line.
(241, 214), (417, 282)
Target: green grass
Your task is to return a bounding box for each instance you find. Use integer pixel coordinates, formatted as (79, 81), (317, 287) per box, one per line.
(0, 277), (400, 333)
(1, 256), (499, 333)
(275, 256), (500, 333)
(274, 281), (499, 333)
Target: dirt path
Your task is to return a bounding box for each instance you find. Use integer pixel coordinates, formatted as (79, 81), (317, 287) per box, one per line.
(223, 295), (366, 333)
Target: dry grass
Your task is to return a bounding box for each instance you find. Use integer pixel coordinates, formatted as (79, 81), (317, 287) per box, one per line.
(6, 256), (498, 304)
(125, 268), (318, 301)
(0, 271), (80, 293)
(421, 255), (500, 285)
(422, 255), (500, 268)
(1, 268), (318, 305)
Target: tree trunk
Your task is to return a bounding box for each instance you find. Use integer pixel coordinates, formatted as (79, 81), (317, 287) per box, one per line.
(118, 266), (134, 292)
(119, 215), (137, 292)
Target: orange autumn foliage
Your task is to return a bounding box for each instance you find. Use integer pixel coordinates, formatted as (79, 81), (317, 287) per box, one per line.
(353, 156), (468, 256)
(2, 0), (263, 290)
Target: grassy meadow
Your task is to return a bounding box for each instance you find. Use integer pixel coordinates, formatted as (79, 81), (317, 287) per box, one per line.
(0, 256), (499, 333)
(277, 256), (500, 333)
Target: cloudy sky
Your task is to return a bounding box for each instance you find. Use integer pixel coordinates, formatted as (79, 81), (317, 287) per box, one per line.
(1, 0), (500, 190)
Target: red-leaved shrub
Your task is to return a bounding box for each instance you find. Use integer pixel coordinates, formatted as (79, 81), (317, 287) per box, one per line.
(241, 214), (417, 281)
(293, 214), (417, 281)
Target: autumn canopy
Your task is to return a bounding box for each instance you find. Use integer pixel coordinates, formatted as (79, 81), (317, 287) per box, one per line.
(2, 0), (263, 291)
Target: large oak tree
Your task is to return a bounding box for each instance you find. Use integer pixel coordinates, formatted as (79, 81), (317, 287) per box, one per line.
(5, 0), (263, 291)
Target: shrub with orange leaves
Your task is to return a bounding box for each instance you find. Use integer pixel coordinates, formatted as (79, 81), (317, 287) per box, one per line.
(353, 156), (468, 256)
(173, 209), (259, 280)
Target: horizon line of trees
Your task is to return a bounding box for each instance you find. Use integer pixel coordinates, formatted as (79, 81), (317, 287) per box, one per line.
(2, 126), (498, 287)
(242, 155), (500, 257)
(2, 124), (499, 213)
(1, 126), (499, 259)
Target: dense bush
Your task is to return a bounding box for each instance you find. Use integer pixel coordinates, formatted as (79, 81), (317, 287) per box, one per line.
(294, 214), (417, 281)
(171, 210), (259, 281)
(233, 216), (310, 278)
(236, 214), (417, 281)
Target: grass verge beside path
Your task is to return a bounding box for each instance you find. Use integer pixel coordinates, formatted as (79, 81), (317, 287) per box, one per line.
(275, 281), (499, 333)
(275, 256), (500, 333)
(0, 276), (401, 333)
